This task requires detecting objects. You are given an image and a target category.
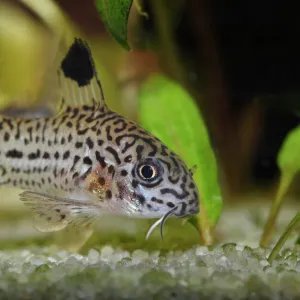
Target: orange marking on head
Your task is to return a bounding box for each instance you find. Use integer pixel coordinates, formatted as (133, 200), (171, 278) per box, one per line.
(84, 164), (113, 199)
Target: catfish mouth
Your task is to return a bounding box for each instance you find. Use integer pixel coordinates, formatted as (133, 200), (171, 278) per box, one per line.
(188, 207), (200, 215)
(145, 206), (178, 240)
(145, 201), (200, 240)
(172, 201), (200, 218)
(145, 201), (198, 240)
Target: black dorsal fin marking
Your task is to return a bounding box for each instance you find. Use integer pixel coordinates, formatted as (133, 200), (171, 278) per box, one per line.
(57, 38), (105, 110)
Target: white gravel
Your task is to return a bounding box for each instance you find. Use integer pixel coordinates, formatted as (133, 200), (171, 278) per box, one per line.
(0, 189), (300, 300)
(0, 189), (300, 299)
(1, 243), (300, 300)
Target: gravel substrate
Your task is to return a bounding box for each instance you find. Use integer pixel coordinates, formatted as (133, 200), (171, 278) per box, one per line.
(0, 189), (300, 299)
(1, 243), (300, 300)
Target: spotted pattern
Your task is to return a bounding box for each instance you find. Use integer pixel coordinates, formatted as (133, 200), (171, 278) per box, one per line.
(0, 104), (199, 217)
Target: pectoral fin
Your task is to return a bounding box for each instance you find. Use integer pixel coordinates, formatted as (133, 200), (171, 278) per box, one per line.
(19, 191), (100, 232)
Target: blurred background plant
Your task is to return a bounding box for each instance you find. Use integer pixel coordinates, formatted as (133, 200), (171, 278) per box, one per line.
(1, 0), (300, 251)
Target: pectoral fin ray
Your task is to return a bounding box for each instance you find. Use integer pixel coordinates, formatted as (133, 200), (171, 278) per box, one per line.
(19, 191), (100, 232)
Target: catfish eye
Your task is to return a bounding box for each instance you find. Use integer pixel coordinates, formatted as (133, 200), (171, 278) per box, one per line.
(135, 159), (163, 187)
(138, 164), (157, 180)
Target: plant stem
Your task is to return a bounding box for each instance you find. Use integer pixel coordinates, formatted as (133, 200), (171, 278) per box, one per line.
(268, 212), (300, 263)
(133, 0), (149, 19)
(151, 0), (185, 83)
(260, 171), (294, 247)
(151, 0), (215, 245)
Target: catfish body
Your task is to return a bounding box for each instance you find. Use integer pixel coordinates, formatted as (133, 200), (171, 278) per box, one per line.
(0, 39), (199, 236)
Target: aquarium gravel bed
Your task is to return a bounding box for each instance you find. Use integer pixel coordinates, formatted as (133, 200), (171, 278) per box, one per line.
(1, 244), (300, 300)
(0, 198), (300, 300)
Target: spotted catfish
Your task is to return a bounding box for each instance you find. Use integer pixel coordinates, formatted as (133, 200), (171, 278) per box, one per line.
(0, 38), (199, 239)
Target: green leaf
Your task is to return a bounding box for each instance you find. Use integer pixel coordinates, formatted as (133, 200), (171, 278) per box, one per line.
(138, 74), (223, 243)
(277, 126), (300, 172)
(95, 0), (133, 50)
(260, 126), (300, 247)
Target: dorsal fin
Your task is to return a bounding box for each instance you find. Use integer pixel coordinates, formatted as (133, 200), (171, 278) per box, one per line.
(57, 38), (105, 110)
